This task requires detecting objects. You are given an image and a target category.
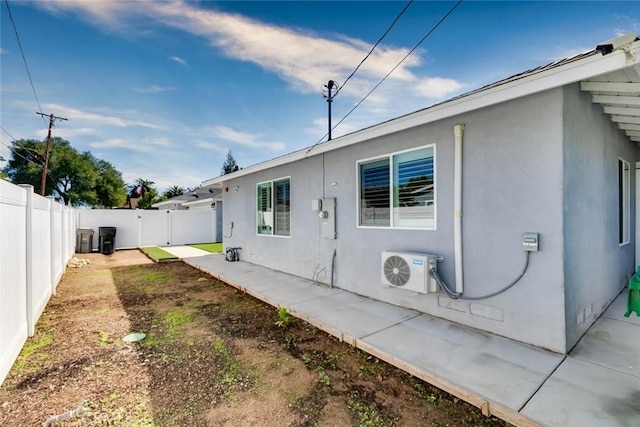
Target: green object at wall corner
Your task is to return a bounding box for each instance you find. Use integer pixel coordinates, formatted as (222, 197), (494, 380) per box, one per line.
(624, 270), (640, 318)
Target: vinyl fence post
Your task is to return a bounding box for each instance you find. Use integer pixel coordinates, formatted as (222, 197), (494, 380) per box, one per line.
(19, 184), (35, 337)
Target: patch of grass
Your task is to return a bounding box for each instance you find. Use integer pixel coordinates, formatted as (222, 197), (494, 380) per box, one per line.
(99, 331), (110, 347)
(349, 391), (388, 427)
(164, 309), (193, 334)
(144, 308), (193, 347)
(318, 371), (331, 386)
(142, 271), (171, 285)
(275, 306), (292, 328)
(143, 332), (162, 348)
(136, 270), (172, 295)
(140, 247), (178, 262)
(13, 329), (54, 372)
(187, 242), (223, 253)
(301, 349), (339, 371)
(213, 339), (251, 399)
(408, 375), (444, 404)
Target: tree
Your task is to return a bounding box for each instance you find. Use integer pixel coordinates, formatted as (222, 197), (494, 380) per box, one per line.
(135, 187), (160, 209)
(128, 178), (160, 209)
(164, 185), (185, 199)
(221, 150), (240, 175)
(2, 138), (126, 207)
(94, 159), (127, 208)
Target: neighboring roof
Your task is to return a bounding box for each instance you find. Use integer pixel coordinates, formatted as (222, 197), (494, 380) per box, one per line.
(203, 34), (640, 187)
(152, 186), (223, 208)
(181, 197), (216, 208)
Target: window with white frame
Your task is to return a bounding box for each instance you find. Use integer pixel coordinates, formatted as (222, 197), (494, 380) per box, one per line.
(358, 145), (435, 229)
(619, 159), (630, 245)
(257, 178), (290, 236)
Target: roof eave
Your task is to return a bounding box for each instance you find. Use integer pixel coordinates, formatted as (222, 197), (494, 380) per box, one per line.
(203, 39), (639, 187)
(181, 197), (215, 207)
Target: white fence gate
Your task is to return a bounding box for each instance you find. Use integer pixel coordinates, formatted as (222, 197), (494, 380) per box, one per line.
(78, 208), (217, 249)
(0, 182), (76, 385)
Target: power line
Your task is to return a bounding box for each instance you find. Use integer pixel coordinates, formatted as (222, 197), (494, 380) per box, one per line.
(336, 0), (414, 96)
(313, 0), (464, 147)
(1, 126), (50, 158)
(1, 126), (18, 142)
(3, 0), (47, 126)
(0, 137), (59, 189)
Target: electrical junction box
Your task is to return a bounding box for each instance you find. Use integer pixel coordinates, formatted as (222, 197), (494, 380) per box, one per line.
(522, 232), (539, 252)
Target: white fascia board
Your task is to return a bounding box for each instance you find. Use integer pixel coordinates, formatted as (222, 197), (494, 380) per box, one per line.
(152, 200), (183, 208)
(181, 197), (214, 207)
(203, 41), (640, 187)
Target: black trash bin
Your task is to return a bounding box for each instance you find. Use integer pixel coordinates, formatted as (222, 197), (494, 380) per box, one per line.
(99, 227), (117, 255)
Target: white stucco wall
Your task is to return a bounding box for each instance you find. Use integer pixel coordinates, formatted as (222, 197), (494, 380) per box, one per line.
(562, 83), (637, 351)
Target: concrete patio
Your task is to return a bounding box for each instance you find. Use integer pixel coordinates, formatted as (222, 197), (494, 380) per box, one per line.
(183, 254), (640, 427)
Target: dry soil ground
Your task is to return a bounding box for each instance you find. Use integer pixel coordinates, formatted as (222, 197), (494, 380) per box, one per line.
(0, 250), (504, 426)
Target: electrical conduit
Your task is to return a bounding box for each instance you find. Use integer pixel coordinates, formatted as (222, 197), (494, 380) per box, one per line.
(453, 123), (464, 294)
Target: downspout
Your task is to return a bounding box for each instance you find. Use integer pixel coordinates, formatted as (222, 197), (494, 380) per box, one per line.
(453, 124), (465, 294)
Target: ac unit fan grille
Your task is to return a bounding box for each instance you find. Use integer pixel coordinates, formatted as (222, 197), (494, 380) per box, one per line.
(383, 255), (411, 287)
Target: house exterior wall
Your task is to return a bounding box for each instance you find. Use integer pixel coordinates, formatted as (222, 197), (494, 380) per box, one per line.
(224, 88), (570, 352)
(562, 83), (637, 351)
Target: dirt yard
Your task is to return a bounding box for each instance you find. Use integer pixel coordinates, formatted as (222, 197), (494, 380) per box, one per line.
(0, 250), (504, 426)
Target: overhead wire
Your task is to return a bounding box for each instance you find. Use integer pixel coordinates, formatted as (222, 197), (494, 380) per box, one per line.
(1, 126), (48, 157)
(3, 0), (47, 127)
(335, 0), (414, 96)
(0, 131), (59, 190)
(312, 0), (464, 147)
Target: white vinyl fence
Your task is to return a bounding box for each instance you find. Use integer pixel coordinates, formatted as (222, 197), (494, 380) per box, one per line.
(0, 182), (77, 386)
(1, 185), (217, 386)
(78, 208), (218, 249)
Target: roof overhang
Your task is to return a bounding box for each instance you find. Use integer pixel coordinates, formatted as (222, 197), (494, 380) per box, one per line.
(181, 197), (216, 208)
(203, 35), (640, 186)
(151, 200), (185, 208)
(580, 47), (640, 144)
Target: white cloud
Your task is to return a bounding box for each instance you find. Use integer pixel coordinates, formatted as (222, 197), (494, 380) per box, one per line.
(134, 84), (176, 93)
(43, 103), (163, 130)
(170, 56), (188, 66)
(414, 77), (464, 98)
(89, 137), (169, 152)
(193, 140), (229, 155)
(45, 127), (94, 140)
(207, 125), (285, 151)
(613, 14), (639, 36)
(35, 0), (463, 103)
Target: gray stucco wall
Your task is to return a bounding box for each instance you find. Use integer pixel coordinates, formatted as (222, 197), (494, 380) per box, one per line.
(562, 83), (637, 351)
(223, 88), (570, 352)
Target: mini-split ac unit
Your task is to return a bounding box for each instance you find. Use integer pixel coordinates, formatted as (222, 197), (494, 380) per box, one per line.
(381, 251), (439, 294)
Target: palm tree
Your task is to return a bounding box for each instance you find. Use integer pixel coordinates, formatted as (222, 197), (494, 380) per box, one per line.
(130, 178), (155, 198)
(164, 185), (185, 199)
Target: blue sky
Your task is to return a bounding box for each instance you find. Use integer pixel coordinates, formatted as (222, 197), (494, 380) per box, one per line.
(1, 1), (638, 191)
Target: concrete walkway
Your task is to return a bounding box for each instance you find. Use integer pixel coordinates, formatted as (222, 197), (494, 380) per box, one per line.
(159, 245), (213, 258)
(183, 254), (640, 427)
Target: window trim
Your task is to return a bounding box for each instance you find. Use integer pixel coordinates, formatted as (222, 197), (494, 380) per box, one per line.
(256, 176), (291, 238)
(618, 158), (630, 246)
(356, 144), (437, 231)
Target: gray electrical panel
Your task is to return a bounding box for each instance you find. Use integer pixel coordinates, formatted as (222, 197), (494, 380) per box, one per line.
(321, 198), (336, 239)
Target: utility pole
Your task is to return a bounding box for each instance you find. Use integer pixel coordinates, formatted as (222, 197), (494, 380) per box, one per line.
(36, 112), (67, 196)
(321, 80), (339, 141)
